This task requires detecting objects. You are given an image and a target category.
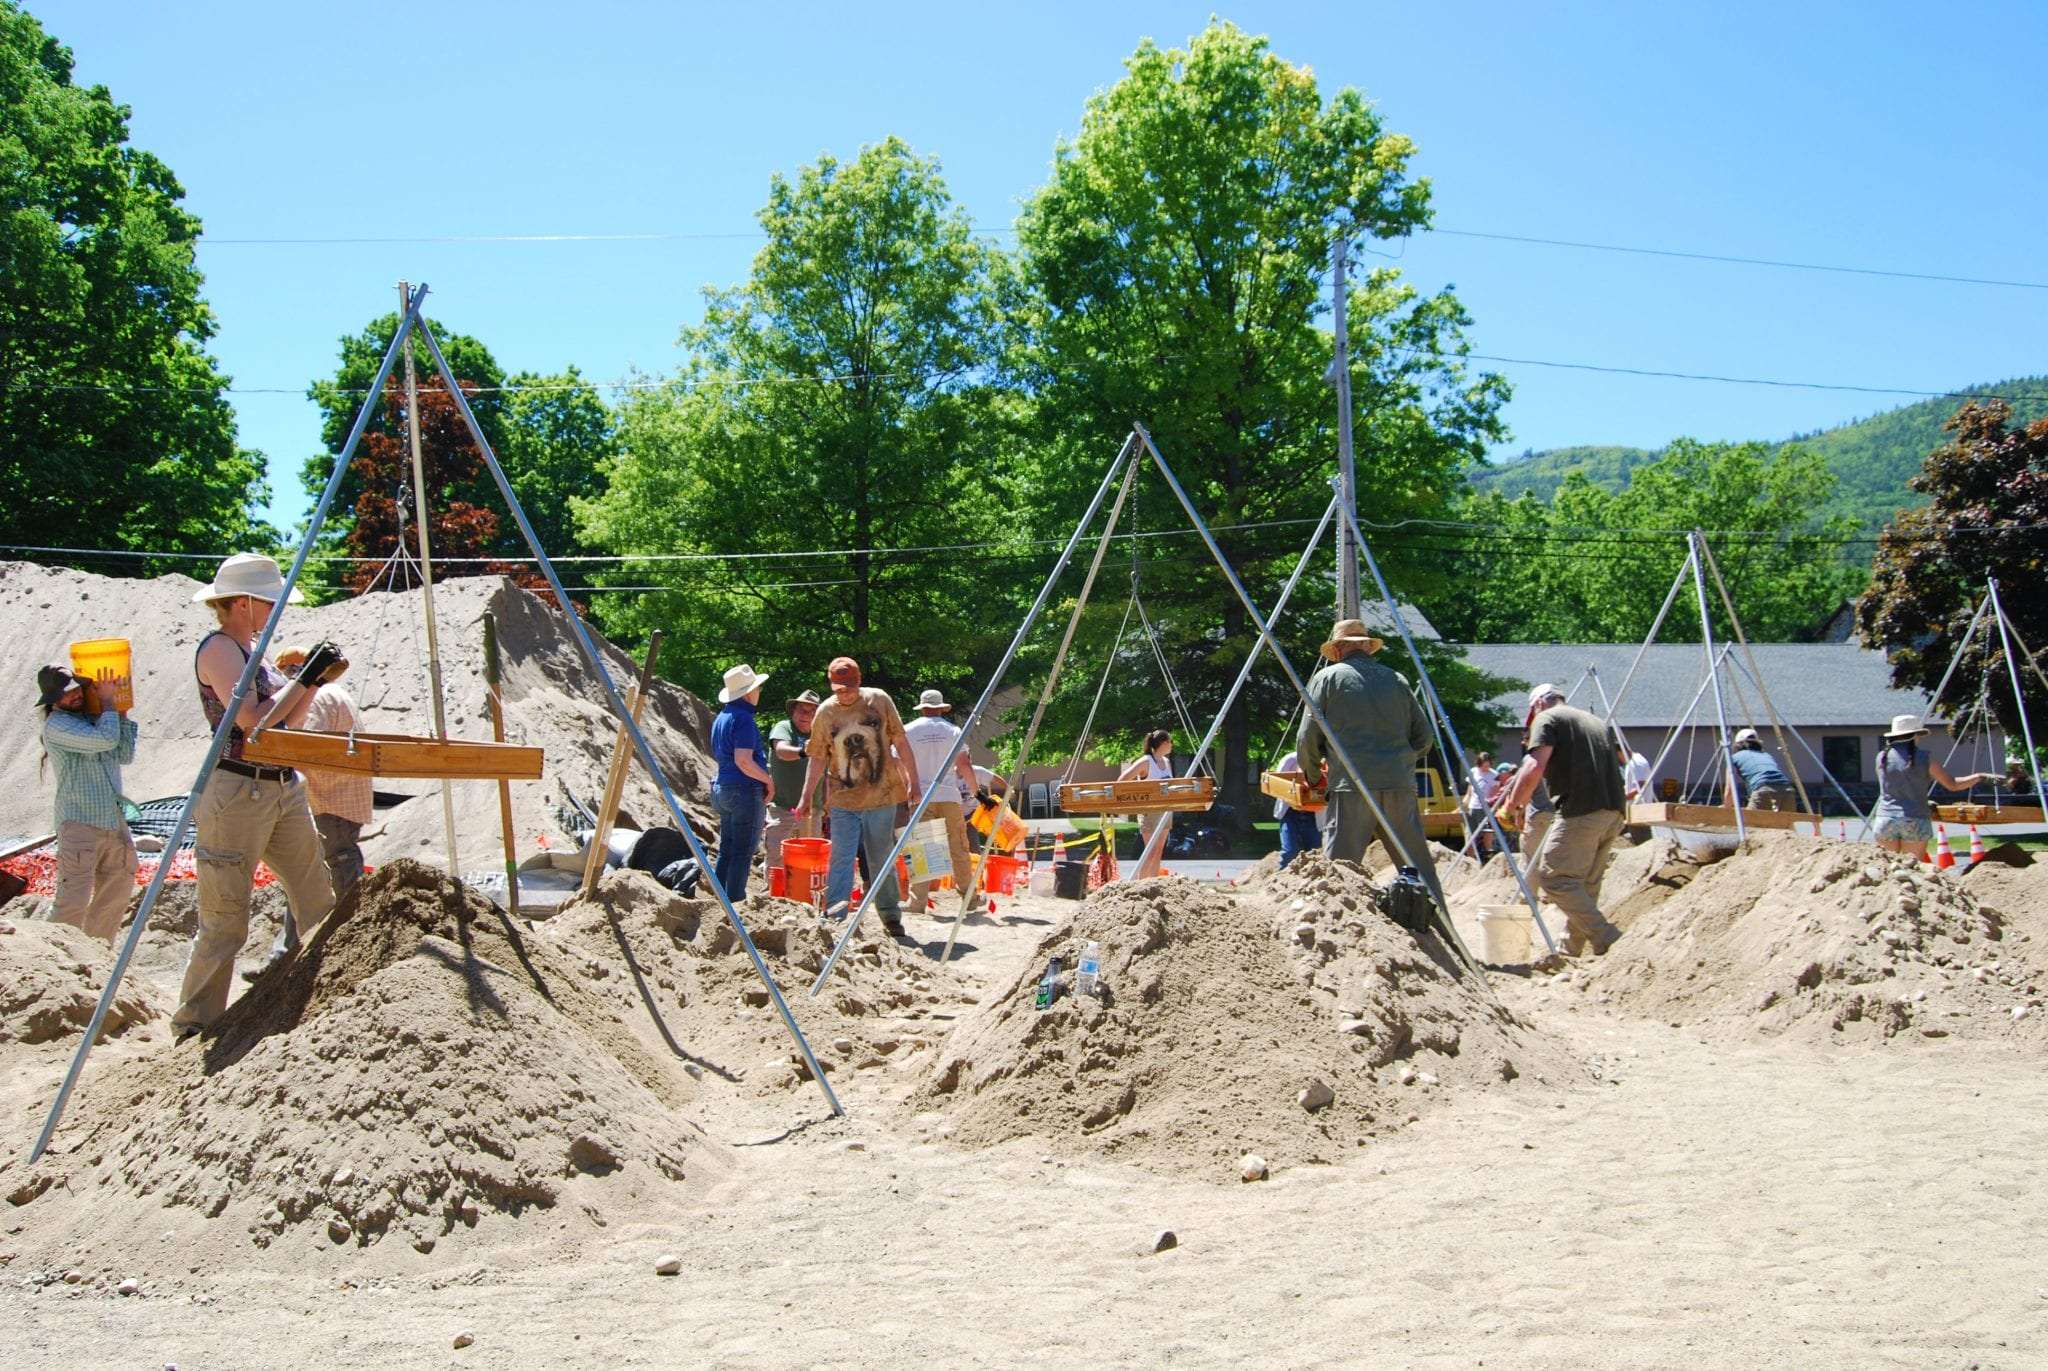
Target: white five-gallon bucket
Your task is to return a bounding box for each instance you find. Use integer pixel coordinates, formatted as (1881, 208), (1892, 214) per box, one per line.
(1476, 905), (1534, 966)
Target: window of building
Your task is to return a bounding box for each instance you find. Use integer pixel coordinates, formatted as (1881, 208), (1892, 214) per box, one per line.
(1822, 735), (1862, 784)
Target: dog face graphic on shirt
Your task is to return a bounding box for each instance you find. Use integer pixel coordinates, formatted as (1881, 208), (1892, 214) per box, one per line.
(830, 716), (886, 791)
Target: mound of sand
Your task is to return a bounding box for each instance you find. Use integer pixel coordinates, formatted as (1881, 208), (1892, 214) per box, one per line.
(915, 858), (1575, 1177)
(1579, 836), (2045, 1045)
(1961, 850), (2048, 938)
(544, 872), (963, 1095)
(4, 860), (720, 1263)
(0, 918), (161, 1044)
(0, 563), (716, 865)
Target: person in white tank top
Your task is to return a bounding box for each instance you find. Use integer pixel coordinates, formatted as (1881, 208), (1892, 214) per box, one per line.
(1119, 728), (1175, 879)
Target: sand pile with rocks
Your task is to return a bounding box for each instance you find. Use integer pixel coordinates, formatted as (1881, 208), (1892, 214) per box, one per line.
(916, 858), (1576, 1177)
(544, 872), (964, 1095)
(1578, 835), (2046, 1045)
(3, 860), (721, 1266)
(1961, 849), (2048, 937)
(0, 917), (162, 1045)
(0, 562), (716, 862)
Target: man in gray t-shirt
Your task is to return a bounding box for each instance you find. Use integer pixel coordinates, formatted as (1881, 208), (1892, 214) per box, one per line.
(1497, 683), (1627, 959)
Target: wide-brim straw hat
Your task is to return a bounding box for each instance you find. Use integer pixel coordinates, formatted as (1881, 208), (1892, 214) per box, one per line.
(1319, 619), (1385, 661)
(719, 662), (771, 703)
(917, 688), (952, 712)
(191, 552), (304, 605)
(1884, 713), (1932, 740)
(275, 643), (349, 681)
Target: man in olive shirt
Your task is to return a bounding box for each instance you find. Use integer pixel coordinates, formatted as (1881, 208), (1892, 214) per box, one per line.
(1497, 683), (1627, 958)
(1296, 618), (1441, 904)
(763, 690), (821, 867)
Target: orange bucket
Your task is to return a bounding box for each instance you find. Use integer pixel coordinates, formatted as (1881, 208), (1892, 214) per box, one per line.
(781, 837), (831, 908)
(769, 866), (788, 898)
(69, 638), (133, 712)
(979, 852), (1025, 895)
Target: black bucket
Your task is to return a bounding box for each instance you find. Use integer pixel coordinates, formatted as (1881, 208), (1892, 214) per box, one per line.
(1053, 859), (1090, 901)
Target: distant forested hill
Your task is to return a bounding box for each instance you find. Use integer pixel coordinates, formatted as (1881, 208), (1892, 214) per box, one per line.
(1473, 376), (2048, 527)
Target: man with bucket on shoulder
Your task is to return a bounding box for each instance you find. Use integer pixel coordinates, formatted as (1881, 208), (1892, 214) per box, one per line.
(36, 662), (139, 942)
(172, 554), (342, 1041)
(790, 657), (919, 939)
(901, 688), (981, 914)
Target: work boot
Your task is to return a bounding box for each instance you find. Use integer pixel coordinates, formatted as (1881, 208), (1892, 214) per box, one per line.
(239, 948), (290, 985)
(880, 914), (907, 939)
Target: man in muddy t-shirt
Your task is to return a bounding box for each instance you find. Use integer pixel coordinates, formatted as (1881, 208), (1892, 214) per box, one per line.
(1497, 682), (1627, 960)
(791, 656), (919, 938)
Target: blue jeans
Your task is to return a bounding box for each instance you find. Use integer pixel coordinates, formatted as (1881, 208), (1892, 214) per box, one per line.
(1278, 809), (1320, 869)
(826, 804), (902, 920)
(711, 784), (766, 901)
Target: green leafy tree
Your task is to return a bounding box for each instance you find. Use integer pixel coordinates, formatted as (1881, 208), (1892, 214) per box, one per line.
(1857, 401), (2048, 734)
(579, 137), (1022, 701)
(0, 2), (270, 565)
(1428, 439), (1860, 645)
(499, 367), (618, 563)
(1012, 20), (1507, 819)
(302, 314), (506, 561)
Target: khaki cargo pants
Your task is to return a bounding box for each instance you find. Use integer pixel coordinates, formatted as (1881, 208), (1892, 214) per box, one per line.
(173, 770), (336, 1032)
(1533, 808), (1626, 955)
(52, 820), (138, 943)
(1324, 786), (1445, 911)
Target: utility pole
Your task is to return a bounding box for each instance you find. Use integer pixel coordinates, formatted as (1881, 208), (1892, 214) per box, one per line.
(1331, 234), (1360, 619)
(399, 281), (461, 879)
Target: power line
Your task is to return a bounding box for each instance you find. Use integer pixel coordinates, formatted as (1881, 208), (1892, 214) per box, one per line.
(1427, 227), (2048, 292)
(188, 220), (2048, 292)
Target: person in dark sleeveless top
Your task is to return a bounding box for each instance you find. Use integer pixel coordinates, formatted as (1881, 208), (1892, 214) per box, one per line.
(1870, 714), (1997, 861)
(172, 554), (341, 1039)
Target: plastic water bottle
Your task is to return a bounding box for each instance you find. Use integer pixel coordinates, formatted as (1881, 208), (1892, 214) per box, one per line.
(1076, 940), (1101, 998)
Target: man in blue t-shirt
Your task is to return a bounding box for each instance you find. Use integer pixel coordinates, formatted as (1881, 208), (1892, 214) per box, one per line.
(709, 663), (776, 900)
(1727, 728), (1797, 812)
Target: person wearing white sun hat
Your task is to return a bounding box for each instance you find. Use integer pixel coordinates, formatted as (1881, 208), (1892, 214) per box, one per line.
(709, 662), (775, 900)
(1871, 713), (1997, 860)
(173, 554), (343, 1040)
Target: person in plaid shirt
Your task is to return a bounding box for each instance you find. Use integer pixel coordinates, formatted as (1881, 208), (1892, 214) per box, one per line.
(37, 662), (139, 942)
(275, 644), (372, 900)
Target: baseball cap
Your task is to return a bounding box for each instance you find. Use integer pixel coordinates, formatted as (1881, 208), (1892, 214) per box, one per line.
(827, 657), (861, 686)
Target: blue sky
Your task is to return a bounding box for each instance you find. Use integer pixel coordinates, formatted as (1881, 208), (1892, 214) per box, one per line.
(37, 0), (2048, 531)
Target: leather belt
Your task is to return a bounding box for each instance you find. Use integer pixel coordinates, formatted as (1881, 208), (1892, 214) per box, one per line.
(217, 757), (297, 784)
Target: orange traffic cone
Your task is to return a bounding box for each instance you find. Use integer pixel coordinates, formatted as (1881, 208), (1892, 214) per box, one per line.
(1934, 823), (1956, 869)
(1837, 818), (1848, 842)
(1054, 831), (1068, 862)
(1968, 823), (1985, 866)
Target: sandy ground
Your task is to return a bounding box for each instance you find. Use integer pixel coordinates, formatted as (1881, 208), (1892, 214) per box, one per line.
(8, 858), (2048, 1371)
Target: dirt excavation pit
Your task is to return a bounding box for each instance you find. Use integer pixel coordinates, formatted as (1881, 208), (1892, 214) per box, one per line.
(544, 871), (967, 1095)
(916, 855), (1579, 1177)
(1574, 835), (2047, 1045)
(4, 860), (722, 1268)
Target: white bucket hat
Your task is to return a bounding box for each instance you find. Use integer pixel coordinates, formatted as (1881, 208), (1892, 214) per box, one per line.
(1733, 727), (1761, 746)
(917, 688), (952, 712)
(191, 552), (304, 605)
(718, 663), (770, 703)
(1884, 713), (1931, 740)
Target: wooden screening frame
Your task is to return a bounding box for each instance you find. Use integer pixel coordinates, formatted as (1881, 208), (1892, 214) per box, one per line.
(1260, 771), (1326, 812)
(1057, 775), (1217, 815)
(242, 728), (544, 782)
(1934, 802), (2046, 826)
(1628, 801), (1804, 832)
